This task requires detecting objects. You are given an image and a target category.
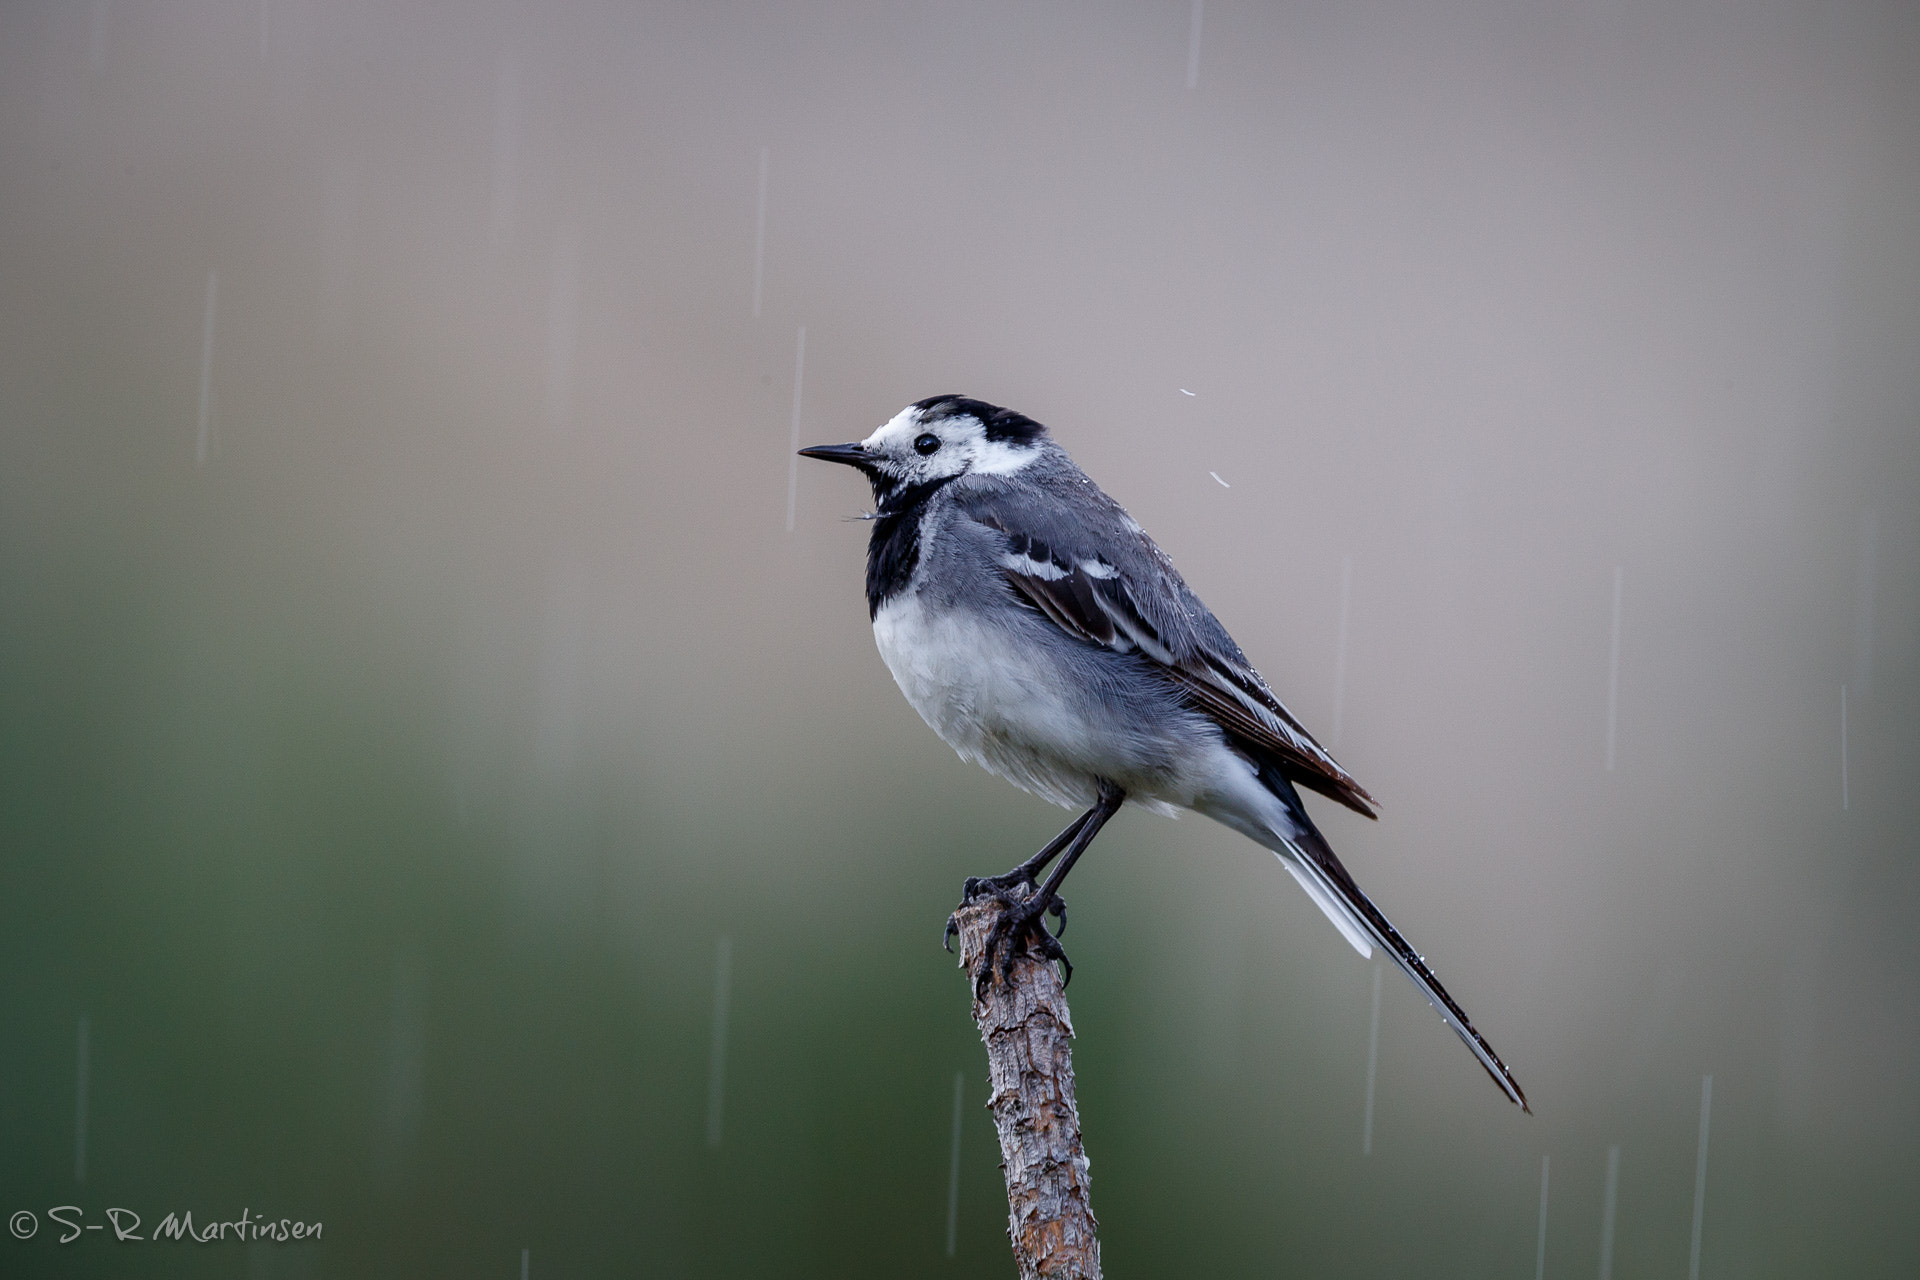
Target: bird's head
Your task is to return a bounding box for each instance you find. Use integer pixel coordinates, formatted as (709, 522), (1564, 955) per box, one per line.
(799, 396), (1047, 506)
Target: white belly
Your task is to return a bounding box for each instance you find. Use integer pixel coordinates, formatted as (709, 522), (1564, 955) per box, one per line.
(871, 592), (1110, 809)
(872, 594), (1374, 961)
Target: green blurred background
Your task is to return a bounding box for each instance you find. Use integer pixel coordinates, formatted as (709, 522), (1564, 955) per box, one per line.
(2, 1), (1916, 1275)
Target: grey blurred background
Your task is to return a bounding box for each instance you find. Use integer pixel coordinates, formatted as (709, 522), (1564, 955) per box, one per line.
(1, 1), (1916, 1276)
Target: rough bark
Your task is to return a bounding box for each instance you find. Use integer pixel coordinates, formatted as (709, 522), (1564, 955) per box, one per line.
(952, 885), (1101, 1280)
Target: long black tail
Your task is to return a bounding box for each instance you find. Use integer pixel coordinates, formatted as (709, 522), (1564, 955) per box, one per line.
(1258, 762), (1530, 1112)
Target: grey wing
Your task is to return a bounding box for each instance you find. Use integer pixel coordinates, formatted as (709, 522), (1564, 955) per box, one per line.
(961, 481), (1530, 1110)
(959, 483), (1378, 819)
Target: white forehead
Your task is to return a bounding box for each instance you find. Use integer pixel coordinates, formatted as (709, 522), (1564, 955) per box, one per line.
(861, 404), (1039, 476)
(861, 405), (940, 452)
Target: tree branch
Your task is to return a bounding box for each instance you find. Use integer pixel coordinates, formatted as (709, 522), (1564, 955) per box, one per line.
(952, 886), (1102, 1280)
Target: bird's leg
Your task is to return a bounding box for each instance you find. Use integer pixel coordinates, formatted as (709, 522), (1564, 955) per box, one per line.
(960, 782), (1125, 993)
(965, 809), (1094, 898)
(944, 806), (1094, 954)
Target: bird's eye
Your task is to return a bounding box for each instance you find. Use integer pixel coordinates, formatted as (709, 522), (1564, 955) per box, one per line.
(913, 433), (941, 455)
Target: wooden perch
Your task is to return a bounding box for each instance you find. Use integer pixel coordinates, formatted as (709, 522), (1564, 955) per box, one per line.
(951, 885), (1102, 1280)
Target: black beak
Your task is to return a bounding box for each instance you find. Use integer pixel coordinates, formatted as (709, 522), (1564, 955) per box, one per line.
(796, 442), (870, 468)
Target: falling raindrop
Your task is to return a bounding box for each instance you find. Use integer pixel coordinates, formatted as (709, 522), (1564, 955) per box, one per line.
(1840, 685), (1849, 811)
(1535, 1154), (1549, 1280)
(1185, 0), (1203, 90)
(1689, 1075), (1712, 1280)
(1853, 507), (1877, 697)
(1598, 1145), (1621, 1280)
(320, 165), (357, 333)
(87, 0), (109, 73)
(1361, 961), (1381, 1155)
(73, 1015), (89, 1183)
(1332, 556), (1353, 748)
(706, 935), (732, 1148)
(490, 54), (519, 252)
(945, 1071), (964, 1256)
(545, 225), (580, 429)
(1605, 567), (1623, 771)
(785, 326), (806, 533)
(374, 953), (427, 1190)
(196, 271), (217, 466)
(752, 148), (768, 319)
(533, 557), (588, 779)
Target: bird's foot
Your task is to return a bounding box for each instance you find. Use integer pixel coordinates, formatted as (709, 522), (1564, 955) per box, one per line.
(943, 865), (1044, 952)
(979, 891), (1072, 995)
(945, 877), (1072, 996)
(961, 866), (1034, 902)
(944, 868), (1027, 953)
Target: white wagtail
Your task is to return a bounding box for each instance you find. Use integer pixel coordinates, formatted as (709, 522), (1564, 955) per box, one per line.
(800, 396), (1527, 1110)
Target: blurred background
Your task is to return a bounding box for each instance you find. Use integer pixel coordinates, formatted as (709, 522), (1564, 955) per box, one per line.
(2, 1), (1916, 1275)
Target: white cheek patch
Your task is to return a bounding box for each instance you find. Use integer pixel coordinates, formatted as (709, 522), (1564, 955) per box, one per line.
(967, 437), (1040, 475)
(938, 415), (1037, 475)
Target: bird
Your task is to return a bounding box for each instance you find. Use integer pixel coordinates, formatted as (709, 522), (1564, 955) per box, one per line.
(799, 395), (1528, 1111)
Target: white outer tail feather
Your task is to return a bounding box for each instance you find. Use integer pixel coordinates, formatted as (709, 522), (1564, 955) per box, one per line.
(1272, 836), (1529, 1112)
(1275, 849), (1374, 959)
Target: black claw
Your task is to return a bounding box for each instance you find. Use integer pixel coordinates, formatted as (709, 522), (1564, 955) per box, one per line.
(1025, 925), (1073, 988)
(1022, 918), (1072, 984)
(966, 891), (1074, 999)
(1047, 896), (1067, 938)
(943, 913), (960, 954)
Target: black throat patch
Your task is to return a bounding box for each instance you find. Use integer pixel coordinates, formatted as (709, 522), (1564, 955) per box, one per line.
(865, 475), (956, 618)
